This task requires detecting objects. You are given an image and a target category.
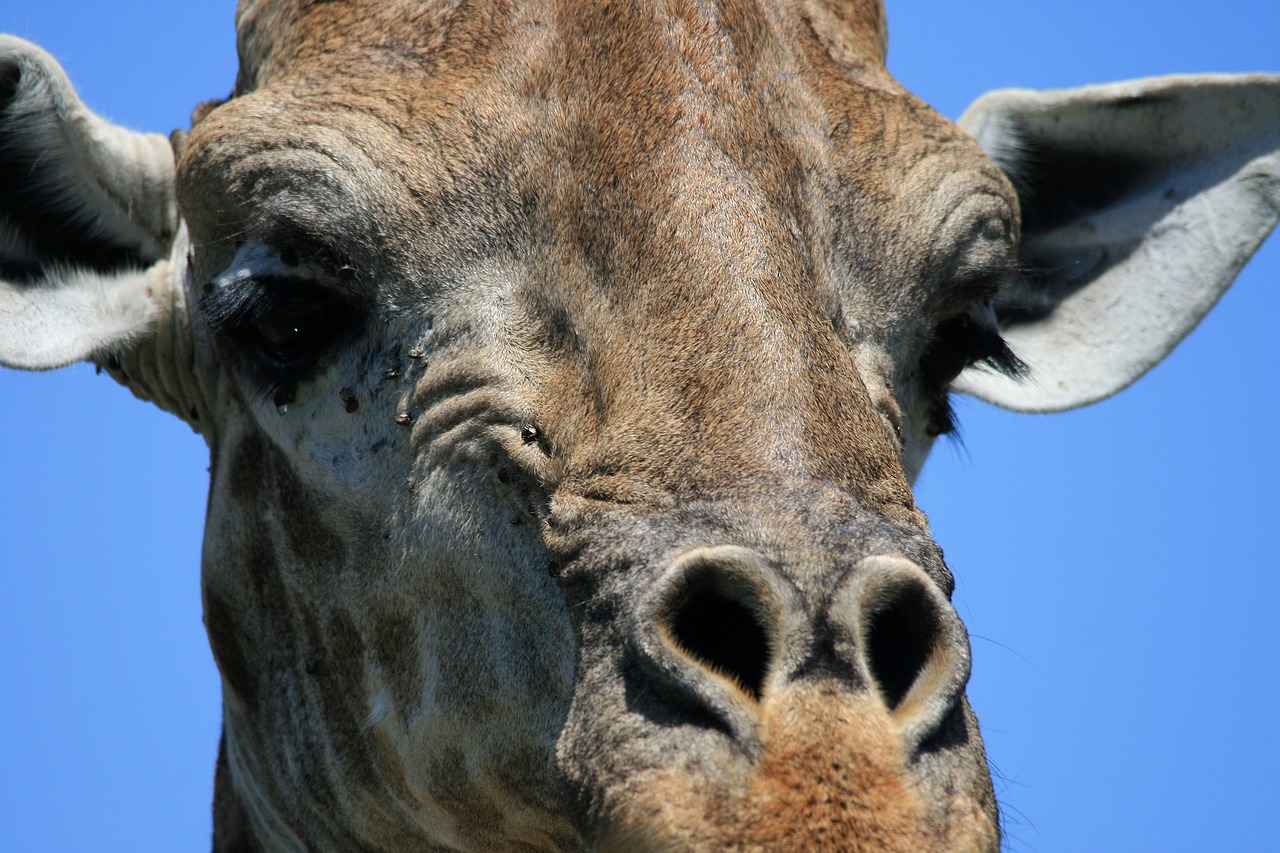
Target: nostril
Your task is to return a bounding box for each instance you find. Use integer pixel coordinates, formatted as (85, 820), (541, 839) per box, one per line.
(832, 556), (972, 749)
(667, 573), (772, 701)
(863, 578), (942, 711)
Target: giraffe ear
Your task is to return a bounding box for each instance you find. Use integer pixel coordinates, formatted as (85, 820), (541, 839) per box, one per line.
(953, 74), (1280, 413)
(0, 35), (179, 372)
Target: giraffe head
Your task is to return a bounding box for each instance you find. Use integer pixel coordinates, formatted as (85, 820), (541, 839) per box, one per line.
(1, 1), (1276, 849)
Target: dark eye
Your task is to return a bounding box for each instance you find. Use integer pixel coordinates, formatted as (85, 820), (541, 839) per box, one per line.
(201, 273), (362, 388)
(250, 294), (338, 365)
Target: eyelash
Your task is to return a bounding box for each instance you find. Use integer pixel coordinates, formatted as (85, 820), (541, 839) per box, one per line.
(200, 274), (362, 395)
(920, 313), (1025, 438)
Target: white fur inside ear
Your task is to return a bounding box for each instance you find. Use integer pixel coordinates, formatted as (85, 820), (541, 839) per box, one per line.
(0, 264), (168, 370)
(0, 35), (177, 263)
(956, 74), (1280, 412)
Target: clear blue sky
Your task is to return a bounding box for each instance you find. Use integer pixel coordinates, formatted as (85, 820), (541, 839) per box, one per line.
(1, 2), (1276, 851)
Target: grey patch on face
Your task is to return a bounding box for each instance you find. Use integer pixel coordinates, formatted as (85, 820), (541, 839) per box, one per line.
(228, 430), (350, 572)
(382, 343), (403, 381)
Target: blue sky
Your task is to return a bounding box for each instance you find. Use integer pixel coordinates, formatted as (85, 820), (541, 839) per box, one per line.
(1, 2), (1276, 851)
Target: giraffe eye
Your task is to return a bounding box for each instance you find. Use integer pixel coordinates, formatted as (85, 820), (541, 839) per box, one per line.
(201, 275), (363, 388)
(249, 293), (339, 365)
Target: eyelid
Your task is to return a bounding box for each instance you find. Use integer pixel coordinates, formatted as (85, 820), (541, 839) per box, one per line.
(197, 239), (357, 332)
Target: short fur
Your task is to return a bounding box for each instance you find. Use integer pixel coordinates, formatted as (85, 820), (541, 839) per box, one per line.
(2, 1), (1276, 850)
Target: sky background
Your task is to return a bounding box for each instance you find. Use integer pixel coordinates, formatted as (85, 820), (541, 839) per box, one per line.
(0, 2), (1276, 851)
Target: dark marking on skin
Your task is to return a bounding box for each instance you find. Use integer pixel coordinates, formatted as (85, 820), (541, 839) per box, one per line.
(429, 747), (508, 845)
(227, 431), (349, 571)
(212, 729), (263, 853)
(339, 387), (359, 412)
(370, 438), (387, 454)
(320, 610), (382, 791)
(275, 485), (347, 575)
(227, 435), (268, 503)
(372, 611), (424, 724)
(205, 589), (259, 709)
(497, 468), (510, 484)
(1108, 93), (1174, 111)
(289, 602), (364, 844)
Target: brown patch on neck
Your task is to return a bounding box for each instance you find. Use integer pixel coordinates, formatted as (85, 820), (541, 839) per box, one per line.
(600, 683), (997, 851)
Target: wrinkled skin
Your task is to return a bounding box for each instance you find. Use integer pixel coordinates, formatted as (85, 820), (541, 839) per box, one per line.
(10, 0), (1275, 850)
(170, 0), (1010, 848)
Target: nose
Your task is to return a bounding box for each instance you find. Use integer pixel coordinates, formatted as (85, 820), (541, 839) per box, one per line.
(634, 546), (971, 751)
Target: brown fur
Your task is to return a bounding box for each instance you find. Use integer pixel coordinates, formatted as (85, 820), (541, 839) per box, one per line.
(173, 0), (1013, 848)
(598, 685), (995, 852)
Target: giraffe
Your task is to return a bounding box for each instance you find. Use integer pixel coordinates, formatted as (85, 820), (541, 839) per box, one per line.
(0, 3), (1274, 845)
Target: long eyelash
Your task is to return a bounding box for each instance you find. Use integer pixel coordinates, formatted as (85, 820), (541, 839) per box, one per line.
(928, 391), (959, 438)
(961, 321), (1026, 378)
(200, 274), (295, 330)
(925, 314), (1026, 439)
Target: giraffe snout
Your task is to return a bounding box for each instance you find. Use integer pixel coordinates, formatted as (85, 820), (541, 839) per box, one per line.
(627, 545), (971, 755)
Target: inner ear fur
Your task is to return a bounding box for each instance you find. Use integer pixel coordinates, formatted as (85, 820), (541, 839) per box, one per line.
(0, 37), (199, 428)
(954, 74), (1280, 412)
(0, 36), (178, 281)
